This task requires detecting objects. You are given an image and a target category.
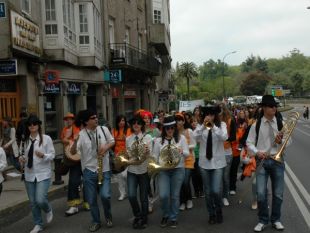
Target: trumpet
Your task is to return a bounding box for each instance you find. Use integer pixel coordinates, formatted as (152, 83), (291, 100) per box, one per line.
(97, 135), (103, 185)
(204, 121), (213, 130)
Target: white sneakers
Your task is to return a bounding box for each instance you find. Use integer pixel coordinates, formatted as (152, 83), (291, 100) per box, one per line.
(30, 225), (43, 233)
(229, 190), (236, 195)
(251, 201), (258, 210)
(118, 194), (127, 201)
(273, 222), (285, 231)
(223, 198), (230, 206)
(186, 200), (193, 209)
(65, 206), (79, 216)
(46, 210), (53, 224)
(179, 203), (186, 211)
(254, 223), (265, 232)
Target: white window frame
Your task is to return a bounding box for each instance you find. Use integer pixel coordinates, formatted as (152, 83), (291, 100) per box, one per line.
(45, 0), (57, 35)
(21, 0), (31, 15)
(153, 10), (161, 24)
(63, 0), (76, 44)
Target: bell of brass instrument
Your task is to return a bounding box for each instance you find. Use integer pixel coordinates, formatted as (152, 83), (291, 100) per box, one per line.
(148, 142), (181, 177)
(113, 136), (149, 172)
(97, 135), (103, 185)
(204, 121), (213, 130)
(272, 111), (299, 163)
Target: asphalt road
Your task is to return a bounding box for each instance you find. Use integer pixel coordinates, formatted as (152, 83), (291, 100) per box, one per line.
(1, 106), (310, 233)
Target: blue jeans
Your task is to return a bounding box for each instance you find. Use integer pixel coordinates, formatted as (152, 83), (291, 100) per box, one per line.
(158, 168), (185, 221)
(25, 178), (52, 227)
(200, 167), (224, 216)
(127, 171), (149, 221)
(180, 168), (193, 204)
(222, 154), (232, 198)
(256, 159), (284, 224)
(83, 168), (112, 224)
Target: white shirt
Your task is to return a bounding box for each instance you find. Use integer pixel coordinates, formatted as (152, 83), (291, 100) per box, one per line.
(194, 122), (228, 169)
(246, 116), (290, 157)
(23, 134), (55, 182)
(0, 148), (7, 183)
(153, 135), (189, 169)
(77, 126), (115, 173)
(126, 133), (153, 174)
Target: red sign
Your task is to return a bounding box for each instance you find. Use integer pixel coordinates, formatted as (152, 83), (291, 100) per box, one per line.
(111, 87), (120, 98)
(44, 70), (60, 84)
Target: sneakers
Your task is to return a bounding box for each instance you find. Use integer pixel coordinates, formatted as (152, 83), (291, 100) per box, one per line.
(179, 203), (186, 211)
(132, 218), (140, 229)
(89, 223), (101, 232)
(83, 202), (90, 211)
(254, 223), (266, 232)
(223, 198), (230, 206)
(118, 194), (127, 201)
(160, 217), (169, 228)
(148, 198), (154, 213)
(169, 220), (178, 228)
(186, 200), (193, 209)
(65, 206), (79, 216)
(251, 201), (258, 210)
(106, 219), (113, 228)
(272, 222), (284, 231)
(30, 225), (43, 233)
(46, 210), (53, 224)
(229, 190), (236, 195)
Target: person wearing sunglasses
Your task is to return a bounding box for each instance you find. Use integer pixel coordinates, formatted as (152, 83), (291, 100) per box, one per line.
(153, 115), (189, 228)
(70, 109), (115, 232)
(18, 114), (55, 233)
(193, 104), (228, 225)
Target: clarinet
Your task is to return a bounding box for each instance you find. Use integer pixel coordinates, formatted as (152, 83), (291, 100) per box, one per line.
(20, 135), (25, 181)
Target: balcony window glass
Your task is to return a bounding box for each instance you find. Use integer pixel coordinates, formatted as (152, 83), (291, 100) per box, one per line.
(45, 0), (56, 20)
(21, 0), (31, 15)
(79, 35), (89, 44)
(154, 10), (161, 24)
(63, 0), (76, 44)
(45, 24), (58, 35)
(79, 4), (88, 33)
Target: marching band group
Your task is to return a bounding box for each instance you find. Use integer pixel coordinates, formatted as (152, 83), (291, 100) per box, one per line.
(0, 94), (292, 233)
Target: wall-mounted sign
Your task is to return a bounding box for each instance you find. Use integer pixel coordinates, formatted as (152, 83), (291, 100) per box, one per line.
(10, 10), (41, 57)
(0, 59), (17, 76)
(44, 70), (60, 84)
(124, 89), (136, 98)
(0, 2), (6, 18)
(44, 83), (60, 94)
(104, 70), (122, 83)
(111, 87), (120, 98)
(67, 82), (81, 95)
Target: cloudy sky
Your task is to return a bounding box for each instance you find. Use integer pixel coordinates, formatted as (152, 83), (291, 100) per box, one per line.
(170, 0), (310, 66)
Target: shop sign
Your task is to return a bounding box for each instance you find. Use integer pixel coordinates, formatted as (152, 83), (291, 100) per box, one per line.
(67, 82), (81, 95)
(0, 2), (6, 18)
(45, 70), (60, 84)
(10, 10), (41, 57)
(103, 70), (122, 83)
(44, 83), (60, 94)
(124, 89), (136, 98)
(111, 87), (120, 98)
(0, 59), (17, 76)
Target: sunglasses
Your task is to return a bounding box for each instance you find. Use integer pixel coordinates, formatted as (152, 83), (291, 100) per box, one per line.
(132, 121), (142, 125)
(89, 116), (97, 120)
(28, 122), (38, 126)
(165, 126), (175, 130)
(265, 104), (277, 108)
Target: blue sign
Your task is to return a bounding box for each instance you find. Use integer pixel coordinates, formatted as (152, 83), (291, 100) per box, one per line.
(0, 2), (5, 18)
(0, 59), (17, 76)
(67, 82), (81, 95)
(44, 83), (60, 94)
(104, 70), (122, 83)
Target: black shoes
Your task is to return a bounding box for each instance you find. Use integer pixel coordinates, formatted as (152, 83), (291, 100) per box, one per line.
(132, 217), (147, 229)
(160, 217), (169, 228)
(208, 215), (216, 224)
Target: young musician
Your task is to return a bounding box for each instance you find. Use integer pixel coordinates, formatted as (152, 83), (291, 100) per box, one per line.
(153, 115), (189, 228)
(71, 110), (115, 232)
(19, 115), (55, 233)
(247, 95), (288, 232)
(126, 116), (152, 229)
(194, 104), (228, 225)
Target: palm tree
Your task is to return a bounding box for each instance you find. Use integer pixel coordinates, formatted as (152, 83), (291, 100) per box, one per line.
(178, 62), (198, 100)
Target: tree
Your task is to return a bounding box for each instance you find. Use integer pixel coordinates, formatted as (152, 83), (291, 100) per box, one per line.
(240, 72), (271, 95)
(241, 55), (268, 73)
(290, 72), (304, 97)
(178, 62), (198, 100)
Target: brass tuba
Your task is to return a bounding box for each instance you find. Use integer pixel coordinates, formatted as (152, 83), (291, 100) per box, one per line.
(148, 142), (181, 177)
(271, 111), (299, 163)
(113, 136), (149, 172)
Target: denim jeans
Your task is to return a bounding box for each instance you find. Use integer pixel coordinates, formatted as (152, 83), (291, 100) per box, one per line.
(180, 168), (193, 204)
(68, 163), (83, 205)
(83, 168), (112, 224)
(256, 159), (284, 224)
(127, 171), (149, 221)
(158, 168), (185, 221)
(200, 167), (224, 216)
(25, 178), (52, 227)
(222, 154), (232, 198)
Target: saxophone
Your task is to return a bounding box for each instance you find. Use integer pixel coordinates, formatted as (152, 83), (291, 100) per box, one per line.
(97, 134), (103, 185)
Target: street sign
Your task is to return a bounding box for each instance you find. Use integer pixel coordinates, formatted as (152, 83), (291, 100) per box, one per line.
(104, 70), (122, 83)
(0, 2), (6, 18)
(0, 59), (17, 76)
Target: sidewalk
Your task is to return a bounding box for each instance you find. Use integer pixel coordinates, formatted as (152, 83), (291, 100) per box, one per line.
(0, 167), (68, 227)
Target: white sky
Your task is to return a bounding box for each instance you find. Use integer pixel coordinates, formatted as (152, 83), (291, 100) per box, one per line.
(170, 0), (310, 66)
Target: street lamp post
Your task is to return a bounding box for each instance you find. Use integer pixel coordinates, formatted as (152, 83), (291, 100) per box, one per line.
(222, 51), (237, 100)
